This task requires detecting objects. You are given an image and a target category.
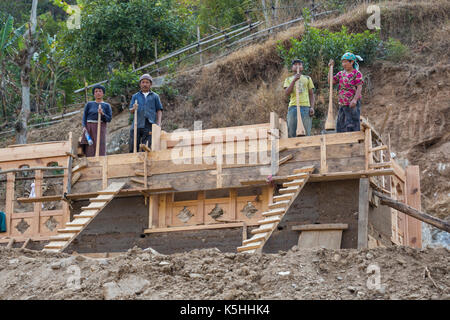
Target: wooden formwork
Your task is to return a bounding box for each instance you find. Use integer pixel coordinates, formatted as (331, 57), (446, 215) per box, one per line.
(0, 133), (77, 244)
(0, 114), (423, 250)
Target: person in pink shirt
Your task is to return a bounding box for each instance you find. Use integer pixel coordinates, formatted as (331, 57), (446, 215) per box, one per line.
(328, 52), (364, 132)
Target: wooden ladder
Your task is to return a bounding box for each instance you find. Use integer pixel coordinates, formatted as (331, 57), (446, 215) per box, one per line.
(42, 181), (126, 253)
(237, 165), (315, 254)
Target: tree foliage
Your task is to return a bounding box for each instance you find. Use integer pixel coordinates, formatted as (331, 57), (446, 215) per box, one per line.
(66, 0), (196, 80)
(277, 14), (381, 88)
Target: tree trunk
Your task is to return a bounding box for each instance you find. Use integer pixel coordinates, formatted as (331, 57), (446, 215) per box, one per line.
(15, 0), (38, 144)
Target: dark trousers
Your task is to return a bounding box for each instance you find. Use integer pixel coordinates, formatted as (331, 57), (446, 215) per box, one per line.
(129, 119), (152, 152)
(336, 100), (361, 133)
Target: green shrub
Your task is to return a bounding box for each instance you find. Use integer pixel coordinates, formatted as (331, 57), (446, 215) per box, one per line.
(106, 65), (140, 97)
(277, 23), (381, 89)
(384, 37), (409, 62)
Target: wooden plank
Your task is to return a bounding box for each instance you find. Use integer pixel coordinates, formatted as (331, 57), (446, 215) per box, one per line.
(278, 154), (293, 166)
(0, 141), (71, 162)
(131, 178), (145, 185)
(309, 169), (394, 182)
(270, 112), (279, 176)
(149, 195), (159, 229)
(6, 238), (15, 249)
(320, 135), (327, 174)
(151, 124), (161, 151)
(21, 238), (31, 249)
(102, 156), (108, 189)
(292, 223), (348, 231)
(292, 165), (315, 174)
(369, 162), (391, 169)
(158, 193), (167, 228)
(33, 170), (43, 236)
(72, 158), (88, 174)
(298, 230), (343, 249)
(364, 128), (372, 171)
(391, 159), (406, 182)
(216, 161), (223, 188)
(144, 148), (148, 189)
(370, 145), (388, 152)
(145, 221), (259, 234)
(0, 166), (67, 174)
(405, 166), (422, 248)
(357, 178), (369, 249)
(17, 195), (62, 203)
(279, 118), (288, 139)
(71, 172), (81, 187)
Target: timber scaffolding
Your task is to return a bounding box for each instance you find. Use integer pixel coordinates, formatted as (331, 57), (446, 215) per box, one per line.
(0, 113), (425, 254)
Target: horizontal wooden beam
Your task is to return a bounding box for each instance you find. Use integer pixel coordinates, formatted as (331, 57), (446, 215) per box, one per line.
(144, 221), (259, 234)
(292, 223), (348, 231)
(17, 195), (63, 203)
(0, 166), (67, 174)
(369, 162), (391, 169)
(370, 145), (388, 152)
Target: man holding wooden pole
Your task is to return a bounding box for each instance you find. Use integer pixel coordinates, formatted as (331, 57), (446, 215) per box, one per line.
(129, 74), (163, 153)
(284, 59), (315, 137)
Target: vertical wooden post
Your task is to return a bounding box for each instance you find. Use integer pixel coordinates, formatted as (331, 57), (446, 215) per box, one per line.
(5, 172), (15, 236)
(358, 178), (369, 249)
(102, 156), (108, 189)
(151, 124), (161, 152)
(242, 221), (247, 242)
(270, 112), (279, 176)
(158, 194), (167, 228)
(320, 135), (327, 173)
(66, 132), (73, 195)
(149, 195), (159, 229)
(144, 150), (148, 189)
(62, 166), (70, 225)
(33, 170), (43, 235)
(197, 191), (205, 225)
(230, 189), (237, 220)
(405, 166), (422, 248)
(148, 123), (161, 229)
(364, 128), (372, 171)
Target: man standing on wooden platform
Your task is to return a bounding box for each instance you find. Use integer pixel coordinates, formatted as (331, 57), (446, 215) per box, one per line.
(328, 53), (364, 133)
(129, 74), (163, 152)
(283, 59), (315, 137)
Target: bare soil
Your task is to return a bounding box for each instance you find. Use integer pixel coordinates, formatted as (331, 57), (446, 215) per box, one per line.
(0, 246), (448, 300)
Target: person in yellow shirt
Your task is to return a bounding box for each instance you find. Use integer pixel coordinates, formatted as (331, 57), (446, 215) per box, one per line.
(283, 59), (315, 137)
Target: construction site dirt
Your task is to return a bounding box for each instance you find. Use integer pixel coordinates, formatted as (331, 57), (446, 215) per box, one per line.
(0, 246), (448, 300)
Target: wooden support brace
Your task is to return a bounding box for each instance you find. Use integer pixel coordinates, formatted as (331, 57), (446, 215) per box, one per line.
(373, 190), (449, 233)
(6, 238), (15, 249)
(278, 154), (293, 166)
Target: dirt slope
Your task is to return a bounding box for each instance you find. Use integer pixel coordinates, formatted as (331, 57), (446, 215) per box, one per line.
(1, 246), (448, 300)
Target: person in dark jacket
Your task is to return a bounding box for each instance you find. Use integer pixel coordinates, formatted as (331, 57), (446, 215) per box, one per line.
(80, 84), (112, 157)
(129, 74), (163, 152)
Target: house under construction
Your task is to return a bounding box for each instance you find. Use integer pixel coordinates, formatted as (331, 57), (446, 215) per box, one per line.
(0, 113), (423, 255)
